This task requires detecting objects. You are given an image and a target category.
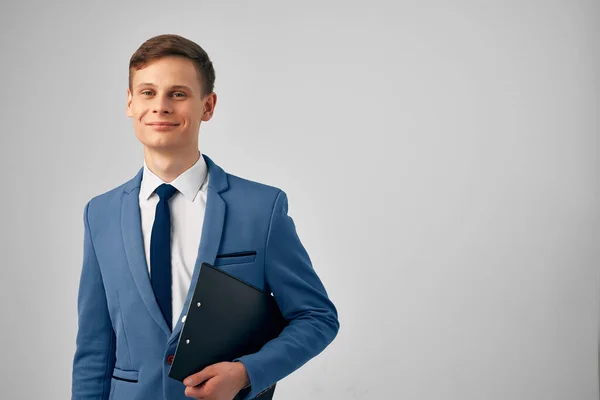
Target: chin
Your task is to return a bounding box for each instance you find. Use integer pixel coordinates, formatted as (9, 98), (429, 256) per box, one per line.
(135, 126), (196, 151)
(141, 136), (195, 155)
(137, 129), (174, 145)
(144, 140), (181, 151)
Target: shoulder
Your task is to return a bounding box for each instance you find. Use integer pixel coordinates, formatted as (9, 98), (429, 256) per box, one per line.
(84, 169), (142, 222)
(222, 172), (285, 210)
(226, 172), (282, 195)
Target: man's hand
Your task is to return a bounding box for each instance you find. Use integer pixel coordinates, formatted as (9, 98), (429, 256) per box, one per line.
(183, 361), (250, 400)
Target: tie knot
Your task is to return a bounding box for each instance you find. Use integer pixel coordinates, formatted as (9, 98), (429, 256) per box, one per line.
(155, 184), (178, 201)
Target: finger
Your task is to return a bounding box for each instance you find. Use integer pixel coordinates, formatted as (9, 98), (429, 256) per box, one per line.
(184, 377), (214, 398)
(184, 365), (218, 387)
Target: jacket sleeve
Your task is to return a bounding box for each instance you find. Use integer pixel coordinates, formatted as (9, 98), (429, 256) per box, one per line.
(233, 190), (340, 399)
(71, 201), (116, 399)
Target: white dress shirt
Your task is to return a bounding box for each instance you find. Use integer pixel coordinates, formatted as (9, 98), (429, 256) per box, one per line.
(139, 152), (209, 330)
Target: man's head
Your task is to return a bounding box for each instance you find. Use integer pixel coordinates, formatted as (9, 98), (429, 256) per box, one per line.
(126, 34), (217, 156)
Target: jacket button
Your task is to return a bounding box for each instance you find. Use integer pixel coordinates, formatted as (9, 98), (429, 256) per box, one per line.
(167, 355), (174, 365)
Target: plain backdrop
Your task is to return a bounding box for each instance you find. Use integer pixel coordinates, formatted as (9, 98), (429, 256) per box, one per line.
(0, 1), (599, 399)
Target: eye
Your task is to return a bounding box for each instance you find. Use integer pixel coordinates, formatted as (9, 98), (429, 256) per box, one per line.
(172, 92), (186, 98)
(140, 90), (153, 96)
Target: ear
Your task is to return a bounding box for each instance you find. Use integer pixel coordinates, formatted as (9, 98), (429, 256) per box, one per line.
(201, 92), (217, 122)
(126, 88), (133, 118)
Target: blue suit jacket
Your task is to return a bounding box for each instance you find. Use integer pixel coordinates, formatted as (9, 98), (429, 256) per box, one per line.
(71, 154), (339, 400)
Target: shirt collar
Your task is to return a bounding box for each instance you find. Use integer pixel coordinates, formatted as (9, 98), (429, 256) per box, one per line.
(140, 151), (208, 202)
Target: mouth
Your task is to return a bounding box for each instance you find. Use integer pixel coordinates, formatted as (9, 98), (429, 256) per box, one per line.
(146, 122), (180, 131)
(147, 122), (180, 126)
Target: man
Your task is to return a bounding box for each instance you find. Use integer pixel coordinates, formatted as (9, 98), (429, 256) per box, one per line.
(71, 34), (339, 400)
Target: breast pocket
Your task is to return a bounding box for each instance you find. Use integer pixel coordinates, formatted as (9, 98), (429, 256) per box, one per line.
(214, 250), (257, 266)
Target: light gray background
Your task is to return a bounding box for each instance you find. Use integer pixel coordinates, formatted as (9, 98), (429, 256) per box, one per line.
(0, 1), (598, 399)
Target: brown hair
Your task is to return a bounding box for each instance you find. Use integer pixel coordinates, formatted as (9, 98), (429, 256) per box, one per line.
(129, 34), (216, 97)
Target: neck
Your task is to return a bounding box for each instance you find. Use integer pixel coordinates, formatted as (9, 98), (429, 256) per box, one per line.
(143, 146), (201, 183)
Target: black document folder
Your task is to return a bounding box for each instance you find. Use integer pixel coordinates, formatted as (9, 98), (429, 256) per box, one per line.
(168, 262), (287, 398)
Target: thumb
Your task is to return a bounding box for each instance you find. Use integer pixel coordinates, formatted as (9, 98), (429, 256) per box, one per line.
(184, 365), (217, 387)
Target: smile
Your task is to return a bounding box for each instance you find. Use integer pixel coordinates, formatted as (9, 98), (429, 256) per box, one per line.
(147, 122), (180, 130)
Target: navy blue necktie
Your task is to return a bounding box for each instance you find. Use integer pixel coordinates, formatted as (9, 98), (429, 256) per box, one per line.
(150, 183), (178, 331)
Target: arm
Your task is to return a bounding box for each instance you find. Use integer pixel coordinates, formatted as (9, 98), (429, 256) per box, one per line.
(233, 190), (340, 399)
(71, 201), (116, 400)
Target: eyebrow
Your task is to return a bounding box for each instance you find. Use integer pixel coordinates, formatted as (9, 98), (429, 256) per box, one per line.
(136, 83), (193, 92)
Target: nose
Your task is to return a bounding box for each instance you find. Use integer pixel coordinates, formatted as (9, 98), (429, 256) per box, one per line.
(152, 95), (173, 114)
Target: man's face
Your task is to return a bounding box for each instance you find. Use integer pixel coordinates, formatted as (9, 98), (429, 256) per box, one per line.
(126, 56), (215, 153)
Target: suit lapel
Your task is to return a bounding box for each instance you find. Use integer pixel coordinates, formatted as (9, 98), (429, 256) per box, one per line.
(119, 154), (229, 342)
(121, 167), (172, 336)
(168, 154), (228, 343)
